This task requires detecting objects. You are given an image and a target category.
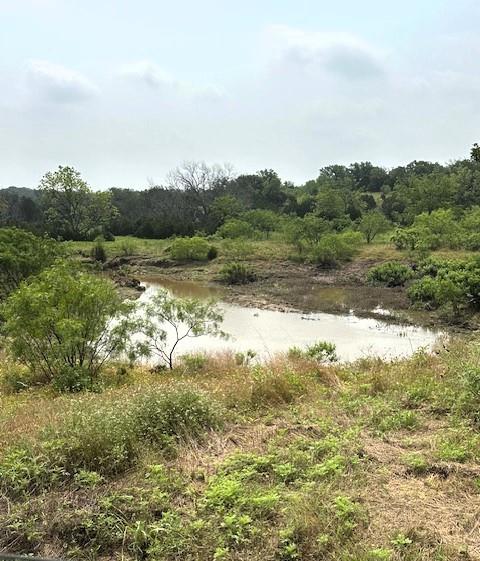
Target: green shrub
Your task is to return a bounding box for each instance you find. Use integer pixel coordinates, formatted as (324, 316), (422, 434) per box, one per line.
(407, 258), (480, 313)
(391, 228), (420, 250)
(0, 360), (47, 393)
(90, 237), (107, 263)
(119, 237), (138, 256)
(3, 263), (136, 391)
(0, 227), (62, 299)
(169, 237), (217, 261)
(217, 219), (255, 239)
(0, 388), (222, 497)
(133, 387), (222, 443)
(309, 232), (362, 267)
(220, 262), (257, 284)
(367, 262), (413, 287)
(288, 341), (337, 363)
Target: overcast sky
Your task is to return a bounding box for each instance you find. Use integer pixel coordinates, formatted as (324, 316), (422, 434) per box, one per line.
(1, 0), (479, 189)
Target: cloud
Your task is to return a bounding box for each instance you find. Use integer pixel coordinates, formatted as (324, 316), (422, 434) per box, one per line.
(118, 60), (176, 90)
(264, 25), (385, 80)
(26, 60), (98, 103)
(118, 60), (225, 99)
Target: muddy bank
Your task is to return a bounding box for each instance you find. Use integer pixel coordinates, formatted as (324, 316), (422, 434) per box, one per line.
(103, 254), (423, 324)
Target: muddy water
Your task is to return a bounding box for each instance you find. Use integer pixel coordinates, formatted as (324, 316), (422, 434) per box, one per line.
(137, 277), (443, 362)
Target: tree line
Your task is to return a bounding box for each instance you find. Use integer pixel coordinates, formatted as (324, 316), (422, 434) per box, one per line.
(1, 145), (480, 242)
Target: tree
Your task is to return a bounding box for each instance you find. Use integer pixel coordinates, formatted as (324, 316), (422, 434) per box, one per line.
(471, 143), (480, 163)
(0, 228), (61, 299)
(2, 264), (137, 390)
(167, 161), (235, 224)
(358, 211), (390, 243)
(40, 166), (117, 240)
(140, 289), (226, 369)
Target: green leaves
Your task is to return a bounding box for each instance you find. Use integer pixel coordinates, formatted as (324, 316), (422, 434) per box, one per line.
(2, 263), (137, 390)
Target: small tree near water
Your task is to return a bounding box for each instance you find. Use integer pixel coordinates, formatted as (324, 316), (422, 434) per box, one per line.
(2, 264), (136, 390)
(140, 289), (226, 369)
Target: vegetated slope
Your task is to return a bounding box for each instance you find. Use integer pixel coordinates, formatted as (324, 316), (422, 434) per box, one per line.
(1, 340), (480, 561)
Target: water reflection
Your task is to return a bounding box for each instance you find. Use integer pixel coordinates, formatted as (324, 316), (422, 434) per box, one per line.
(137, 277), (443, 362)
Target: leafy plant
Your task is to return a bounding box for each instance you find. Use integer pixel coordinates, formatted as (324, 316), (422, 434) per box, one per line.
(2, 263), (137, 390)
(220, 262), (257, 284)
(169, 236), (217, 261)
(367, 262), (413, 287)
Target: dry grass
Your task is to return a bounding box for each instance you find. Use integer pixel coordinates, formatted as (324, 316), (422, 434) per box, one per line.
(1, 343), (480, 560)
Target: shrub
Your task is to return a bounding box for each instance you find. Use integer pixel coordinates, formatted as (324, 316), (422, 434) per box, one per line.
(309, 232), (362, 267)
(119, 237), (138, 256)
(132, 388), (222, 443)
(391, 228), (420, 251)
(90, 236), (107, 263)
(367, 262), (413, 287)
(217, 219), (256, 239)
(0, 360), (47, 393)
(0, 227), (61, 299)
(220, 262), (257, 285)
(169, 237), (217, 261)
(2, 263), (137, 391)
(0, 388), (222, 496)
(288, 341), (338, 363)
(140, 289), (226, 369)
(407, 258), (480, 314)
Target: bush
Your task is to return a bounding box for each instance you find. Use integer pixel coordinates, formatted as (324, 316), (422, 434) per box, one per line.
(391, 228), (420, 250)
(2, 263), (137, 391)
(90, 237), (107, 263)
(169, 237), (217, 261)
(220, 262), (257, 284)
(0, 227), (61, 299)
(309, 232), (363, 267)
(288, 341), (338, 363)
(134, 387), (222, 443)
(0, 387), (222, 496)
(217, 219), (256, 239)
(407, 257), (480, 314)
(119, 237), (138, 256)
(0, 360), (47, 393)
(367, 262), (413, 287)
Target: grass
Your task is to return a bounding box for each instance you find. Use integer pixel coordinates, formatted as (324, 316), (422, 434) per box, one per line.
(1, 340), (480, 560)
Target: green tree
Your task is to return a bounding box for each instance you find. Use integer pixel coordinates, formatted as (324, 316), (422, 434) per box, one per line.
(2, 264), (136, 390)
(0, 228), (61, 299)
(243, 209), (278, 237)
(40, 166), (117, 240)
(217, 219), (255, 239)
(140, 289), (226, 369)
(471, 143), (480, 163)
(358, 211), (390, 243)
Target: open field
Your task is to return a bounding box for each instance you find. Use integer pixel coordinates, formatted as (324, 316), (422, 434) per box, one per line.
(1, 339), (480, 560)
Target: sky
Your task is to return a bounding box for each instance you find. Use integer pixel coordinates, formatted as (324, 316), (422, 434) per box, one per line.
(1, 0), (480, 189)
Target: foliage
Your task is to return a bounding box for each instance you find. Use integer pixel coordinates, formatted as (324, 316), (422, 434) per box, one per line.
(169, 236), (218, 261)
(309, 231), (363, 267)
(0, 387), (220, 496)
(90, 236), (107, 263)
(288, 341), (338, 363)
(220, 262), (257, 285)
(357, 211), (390, 243)
(367, 262), (414, 287)
(0, 227), (61, 299)
(2, 263), (136, 390)
(140, 289), (226, 369)
(407, 257), (480, 315)
(217, 219), (256, 239)
(39, 166), (117, 240)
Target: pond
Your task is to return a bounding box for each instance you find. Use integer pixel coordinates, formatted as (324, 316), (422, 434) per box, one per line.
(137, 277), (444, 362)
